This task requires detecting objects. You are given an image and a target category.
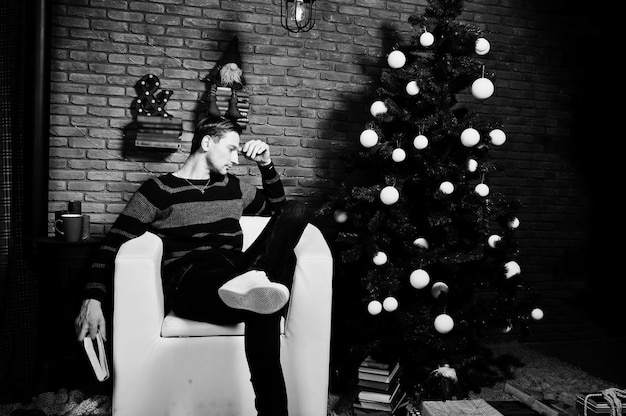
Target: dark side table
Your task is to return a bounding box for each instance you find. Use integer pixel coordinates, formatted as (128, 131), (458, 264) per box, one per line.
(34, 236), (106, 394)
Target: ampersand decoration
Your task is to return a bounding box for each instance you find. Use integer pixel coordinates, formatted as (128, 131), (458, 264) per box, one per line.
(134, 74), (173, 117)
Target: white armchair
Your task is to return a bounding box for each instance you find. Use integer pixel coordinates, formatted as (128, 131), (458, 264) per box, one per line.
(111, 216), (333, 416)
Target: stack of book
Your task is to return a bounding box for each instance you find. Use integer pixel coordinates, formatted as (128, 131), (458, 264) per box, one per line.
(135, 115), (182, 150)
(354, 356), (406, 415)
(215, 86), (249, 129)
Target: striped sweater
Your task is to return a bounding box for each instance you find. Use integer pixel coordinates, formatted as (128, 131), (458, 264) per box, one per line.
(83, 162), (286, 302)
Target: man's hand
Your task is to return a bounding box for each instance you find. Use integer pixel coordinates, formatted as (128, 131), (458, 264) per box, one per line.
(75, 298), (106, 342)
(241, 140), (271, 166)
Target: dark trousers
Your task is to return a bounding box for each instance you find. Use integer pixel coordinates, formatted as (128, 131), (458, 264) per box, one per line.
(164, 201), (310, 416)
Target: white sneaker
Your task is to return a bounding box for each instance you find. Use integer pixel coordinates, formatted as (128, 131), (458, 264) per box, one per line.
(218, 270), (290, 314)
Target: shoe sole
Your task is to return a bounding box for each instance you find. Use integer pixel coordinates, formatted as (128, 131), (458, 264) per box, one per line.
(218, 283), (289, 314)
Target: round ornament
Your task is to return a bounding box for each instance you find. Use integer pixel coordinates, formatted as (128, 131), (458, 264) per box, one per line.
(431, 282), (449, 298)
(420, 31), (435, 47)
(439, 181), (454, 194)
(508, 217), (520, 229)
(410, 269), (430, 289)
(333, 209), (348, 223)
(475, 183), (490, 197)
(460, 128), (480, 147)
(368, 300), (383, 315)
(380, 186), (400, 205)
(373, 251), (388, 266)
(475, 37), (491, 55)
(406, 81), (420, 96)
(359, 129), (378, 148)
(413, 237), (429, 249)
(383, 296), (399, 312)
(504, 260), (521, 278)
(487, 234), (501, 248)
(434, 313), (454, 334)
(467, 158), (478, 172)
(413, 134), (428, 150)
(387, 50), (406, 69)
(531, 308), (544, 320)
(489, 129), (506, 146)
(471, 77), (495, 100)
(370, 100), (388, 117)
(392, 148), (406, 162)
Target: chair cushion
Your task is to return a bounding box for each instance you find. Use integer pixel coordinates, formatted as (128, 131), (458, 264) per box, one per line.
(161, 311), (285, 338)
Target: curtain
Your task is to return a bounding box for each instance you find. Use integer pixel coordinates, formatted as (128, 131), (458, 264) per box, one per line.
(0, 1), (39, 402)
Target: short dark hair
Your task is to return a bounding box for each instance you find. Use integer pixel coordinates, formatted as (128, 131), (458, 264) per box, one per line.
(190, 117), (243, 154)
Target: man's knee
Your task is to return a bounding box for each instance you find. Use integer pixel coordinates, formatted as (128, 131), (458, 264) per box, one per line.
(282, 200), (311, 221)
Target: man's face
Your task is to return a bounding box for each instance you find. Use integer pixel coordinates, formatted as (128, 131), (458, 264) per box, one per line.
(205, 131), (240, 175)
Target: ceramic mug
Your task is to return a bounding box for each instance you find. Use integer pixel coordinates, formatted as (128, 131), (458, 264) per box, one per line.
(55, 213), (86, 242)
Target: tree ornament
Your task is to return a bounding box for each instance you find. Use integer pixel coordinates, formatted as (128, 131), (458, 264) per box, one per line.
(406, 80), (420, 96)
(431, 281), (449, 298)
(420, 31), (435, 47)
(392, 148), (406, 162)
(387, 50), (407, 69)
(467, 158), (478, 172)
(373, 251), (388, 266)
(475, 183), (490, 197)
(410, 269), (430, 289)
(531, 308), (544, 320)
(434, 313), (454, 334)
(368, 300), (383, 315)
(333, 209), (348, 223)
(380, 186), (400, 205)
(383, 296), (399, 312)
(487, 234), (501, 248)
(475, 37), (491, 55)
(489, 128), (506, 146)
(502, 324), (513, 334)
(439, 181), (454, 194)
(504, 260), (521, 278)
(508, 217), (520, 229)
(460, 128), (480, 147)
(413, 134), (428, 150)
(359, 129), (378, 148)
(471, 77), (495, 100)
(370, 100), (388, 117)
(413, 237), (429, 249)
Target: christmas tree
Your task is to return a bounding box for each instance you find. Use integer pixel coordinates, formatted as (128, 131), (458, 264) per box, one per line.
(317, 0), (542, 402)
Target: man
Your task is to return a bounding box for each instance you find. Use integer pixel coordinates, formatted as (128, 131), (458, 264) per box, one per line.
(74, 117), (309, 416)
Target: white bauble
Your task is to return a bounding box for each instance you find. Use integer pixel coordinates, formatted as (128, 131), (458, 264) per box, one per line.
(504, 260), (521, 278)
(370, 100), (388, 117)
(410, 269), (430, 289)
(333, 209), (348, 223)
(406, 80), (420, 96)
(502, 324), (513, 334)
(508, 217), (520, 229)
(368, 300), (383, 315)
(387, 50), (406, 69)
(420, 31), (435, 47)
(475, 183), (490, 197)
(434, 313), (454, 334)
(373, 251), (388, 266)
(487, 234), (501, 248)
(413, 134), (428, 150)
(380, 186), (399, 205)
(413, 237), (429, 249)
(439, 181), (454, 194)
(383, 296), (399, 312)
(460, 127), (480, 147)
(467, 158), (478, 172)
(392, 148), (406, 162)
(531, 308), (544, 320)
(359, 129), (378, 148)
(471, 77), (495, 100)
(475, 37), (491, 55)
(489, 129), (506, 146)
(431, 282), (449, 298)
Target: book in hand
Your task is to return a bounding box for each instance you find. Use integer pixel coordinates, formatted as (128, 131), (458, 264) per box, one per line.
(83, 331), (110, 382)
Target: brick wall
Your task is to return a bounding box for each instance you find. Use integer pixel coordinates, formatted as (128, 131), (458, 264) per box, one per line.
(47, 0), (606, 340)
